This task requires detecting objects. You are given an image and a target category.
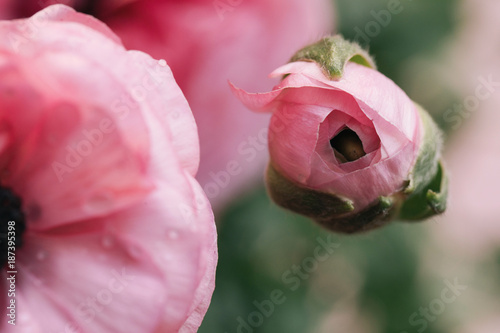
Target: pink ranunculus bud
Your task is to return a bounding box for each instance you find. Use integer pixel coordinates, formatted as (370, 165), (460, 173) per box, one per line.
(0, 5), (216, 332)
(232, 36), (447, 233)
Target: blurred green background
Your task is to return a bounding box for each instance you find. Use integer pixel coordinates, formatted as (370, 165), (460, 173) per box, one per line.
(200, 1), (498, 332)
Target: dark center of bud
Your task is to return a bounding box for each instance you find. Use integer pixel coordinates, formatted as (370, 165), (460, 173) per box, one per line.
(0, 187), (26, 268)
(330, 128), (366, 163)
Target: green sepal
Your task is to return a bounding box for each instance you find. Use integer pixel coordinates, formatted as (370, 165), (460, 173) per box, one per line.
(404, 103), (443, 195)
(267, 164), (406, 234)
(315, 195), (401, 234)
(397, 102), (448, 221)
(289, 35), (376, 80)
(398, 161), (448, 221)
(266, 164), (354, 219)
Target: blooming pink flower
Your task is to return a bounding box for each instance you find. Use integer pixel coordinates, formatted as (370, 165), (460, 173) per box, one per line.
(232, 60), (423, 213)
(0, 5), (216, 332)
(0, 0), (336, 208)
(232, 34), (448, 233)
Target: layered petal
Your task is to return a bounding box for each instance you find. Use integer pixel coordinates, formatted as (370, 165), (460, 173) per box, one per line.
(271, 61), (420, 147)
(0, 5), (217, 332)
(233, 61), (421, 209)
(95, 166), (217, 332)
(0, 8), (158, 229)
(1, 230), (166, 333)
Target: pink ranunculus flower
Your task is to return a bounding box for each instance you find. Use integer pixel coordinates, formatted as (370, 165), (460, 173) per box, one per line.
(0, 0), (336, 209)
(0, 5), (216, 332)
(232, 36), (446, 233)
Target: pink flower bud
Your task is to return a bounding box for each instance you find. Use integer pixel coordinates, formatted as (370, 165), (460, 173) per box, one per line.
(232, 36), (446, 233)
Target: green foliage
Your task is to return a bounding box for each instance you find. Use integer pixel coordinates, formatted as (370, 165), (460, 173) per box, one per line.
(199, 188), (432, 332)
(336, 0), (457, 87)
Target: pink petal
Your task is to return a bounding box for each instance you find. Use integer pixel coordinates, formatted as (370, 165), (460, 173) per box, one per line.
(126, 50), (200, 176)
(262, 64), (416, 159)
(29, 5), (122, 45)
(0, 51), (154, 229)
(322, 142), (416, 209)
(269, 103), (333, 183)
(266, 88), (386, 186)
(11, 101), (153, 231)
(0, 61), (45, 172)
(274, 61), (420, 143)
(173, 176), (218, 332)
(229, 81), (283, 113)
(107, 96), (218, 331)
(2, 6), (152, 161)
(97, 177), (217, 332)
(0, 61), (151, 230)
(9, 9), (201, 176)
(1, 231), (166, 333)
(0, 10), (209, 229)
(270, 61), (330, 81)
(0, 282), (42, 332)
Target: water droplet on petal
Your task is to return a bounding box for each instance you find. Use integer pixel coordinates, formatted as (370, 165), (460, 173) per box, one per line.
(158, 59), (167, 67)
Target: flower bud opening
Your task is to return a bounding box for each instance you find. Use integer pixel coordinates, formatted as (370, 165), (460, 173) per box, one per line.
(330, 127), (366, 163)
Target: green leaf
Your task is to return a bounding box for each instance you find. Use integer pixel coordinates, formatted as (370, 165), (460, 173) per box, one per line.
(289, 35), (376, 80)
(267, 163), (407, 233)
